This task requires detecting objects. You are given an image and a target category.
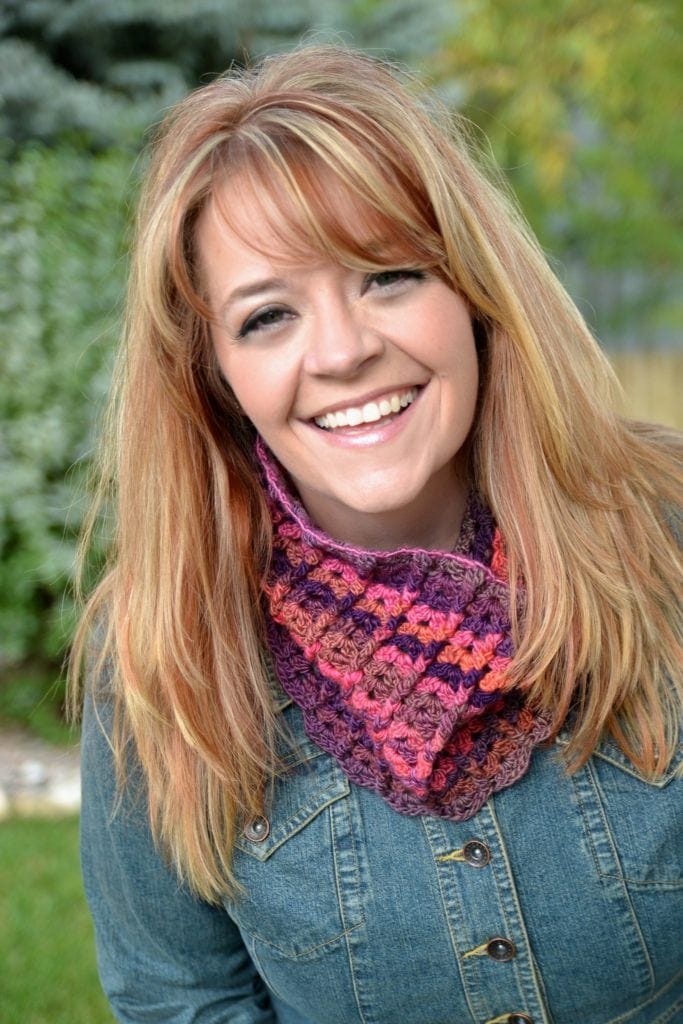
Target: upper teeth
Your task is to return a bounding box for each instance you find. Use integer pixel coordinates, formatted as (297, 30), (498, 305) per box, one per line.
(314, 388), (419, 430)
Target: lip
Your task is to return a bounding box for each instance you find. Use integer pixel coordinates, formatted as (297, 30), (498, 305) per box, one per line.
(307, 383), (426, 422)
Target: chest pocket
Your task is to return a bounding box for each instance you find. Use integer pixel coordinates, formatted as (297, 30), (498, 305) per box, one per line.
(224, 699), (361, 960)
(559, 731), (683, 888)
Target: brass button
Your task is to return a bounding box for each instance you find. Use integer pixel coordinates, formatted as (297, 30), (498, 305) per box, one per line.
(244, 816), (270, 842)
(486, 937), (516, 962)
(463, 839), (491, 867)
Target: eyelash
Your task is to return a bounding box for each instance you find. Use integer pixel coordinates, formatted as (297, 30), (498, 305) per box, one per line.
(237, 306), (291, 339)
(364, 268), (427, 292)
(236, 268), (426, 338)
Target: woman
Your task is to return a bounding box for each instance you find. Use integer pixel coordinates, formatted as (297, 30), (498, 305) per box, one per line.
(73, 45), (682, 1024)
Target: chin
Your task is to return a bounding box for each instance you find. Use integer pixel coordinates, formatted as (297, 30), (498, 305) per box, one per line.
(315, 483), (432, 524)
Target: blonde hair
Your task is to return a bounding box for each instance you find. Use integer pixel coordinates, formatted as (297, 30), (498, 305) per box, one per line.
(71, 44), (682, 902)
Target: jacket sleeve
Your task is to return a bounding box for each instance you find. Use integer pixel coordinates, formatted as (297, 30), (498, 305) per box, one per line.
(80, 692), (276, 1024)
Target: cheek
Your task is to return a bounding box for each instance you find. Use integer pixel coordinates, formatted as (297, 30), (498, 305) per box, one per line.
(211, 339), (294, 429)
(435, 323), (479, 433)
(433, 319), (478, 384)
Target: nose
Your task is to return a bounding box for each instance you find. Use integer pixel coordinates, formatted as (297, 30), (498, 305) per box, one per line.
(302, 300), (384, 378)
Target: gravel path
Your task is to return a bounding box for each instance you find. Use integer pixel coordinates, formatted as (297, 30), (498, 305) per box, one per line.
(0, 728), (81, 818)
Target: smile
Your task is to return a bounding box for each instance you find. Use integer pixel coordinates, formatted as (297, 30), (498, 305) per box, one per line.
(313, 388), (419, 431)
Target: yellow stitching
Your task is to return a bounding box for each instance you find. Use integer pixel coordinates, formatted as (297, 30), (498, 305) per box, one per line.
(462, 940), (489, 958)
(436, 847), (466, 862)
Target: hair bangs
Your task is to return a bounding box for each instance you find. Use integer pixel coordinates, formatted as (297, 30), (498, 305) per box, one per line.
(208, 116), (446, 278)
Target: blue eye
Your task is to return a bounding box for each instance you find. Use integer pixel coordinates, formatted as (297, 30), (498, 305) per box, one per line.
(237, 306), (292, 339)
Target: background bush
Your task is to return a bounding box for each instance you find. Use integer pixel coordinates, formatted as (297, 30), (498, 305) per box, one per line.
(0, 145), (130, 680)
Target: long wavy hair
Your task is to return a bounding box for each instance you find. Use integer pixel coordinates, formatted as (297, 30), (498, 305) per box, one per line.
(71, 44), (682, 902)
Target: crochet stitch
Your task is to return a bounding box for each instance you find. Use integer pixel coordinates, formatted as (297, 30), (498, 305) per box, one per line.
(258, 439), (553, 821)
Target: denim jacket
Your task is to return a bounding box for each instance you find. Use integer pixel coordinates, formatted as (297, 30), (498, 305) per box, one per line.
(81, 677), (683, 1024)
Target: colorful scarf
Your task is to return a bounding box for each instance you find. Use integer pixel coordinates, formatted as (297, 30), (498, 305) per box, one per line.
(258, 440), (552, 821)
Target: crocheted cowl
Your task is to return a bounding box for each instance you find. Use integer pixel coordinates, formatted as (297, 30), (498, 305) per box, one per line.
(258, 440), (553, 821)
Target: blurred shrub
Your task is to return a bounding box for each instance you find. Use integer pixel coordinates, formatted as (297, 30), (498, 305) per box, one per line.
(432, 0), (683, 346)
(0, 0), (451, 151)
(0, 143), (131, 673)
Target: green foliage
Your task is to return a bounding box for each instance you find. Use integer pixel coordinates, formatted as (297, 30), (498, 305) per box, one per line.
(0, 0), (305, 148)
(430, 0), (682, 341)
(0, 668), (74, 744)
(0, 0), (451, 149)
(0, 144), (131, 672)
(0, 816), (113, 1023)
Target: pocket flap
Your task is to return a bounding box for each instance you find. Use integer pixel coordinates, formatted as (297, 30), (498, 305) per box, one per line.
(556, 729), (683, 788)
(235, 753), (350, 861)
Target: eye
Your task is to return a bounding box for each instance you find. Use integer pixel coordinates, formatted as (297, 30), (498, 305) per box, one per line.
(364, 269), (427, 293)
(237, 306), (294, 339)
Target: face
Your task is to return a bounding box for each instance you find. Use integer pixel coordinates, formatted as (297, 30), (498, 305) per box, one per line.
(196, 181), (479, 551)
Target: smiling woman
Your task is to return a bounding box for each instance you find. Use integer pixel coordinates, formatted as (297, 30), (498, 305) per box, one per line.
(71, 45), (682, 1024)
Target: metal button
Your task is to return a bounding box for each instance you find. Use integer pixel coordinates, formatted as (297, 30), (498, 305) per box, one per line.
(486, 937), (517, 962)
(244, 816), (270, 842)
(463, 839), (491, 867)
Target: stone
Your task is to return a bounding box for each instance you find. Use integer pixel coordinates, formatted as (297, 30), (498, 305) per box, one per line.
(0, 729), (81, 817)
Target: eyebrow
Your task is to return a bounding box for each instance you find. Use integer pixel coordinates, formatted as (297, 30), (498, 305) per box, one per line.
(219, 277), (289, 317)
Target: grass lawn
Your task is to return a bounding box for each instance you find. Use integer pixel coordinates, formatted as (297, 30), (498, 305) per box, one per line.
(0, 816), (114, 1024)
